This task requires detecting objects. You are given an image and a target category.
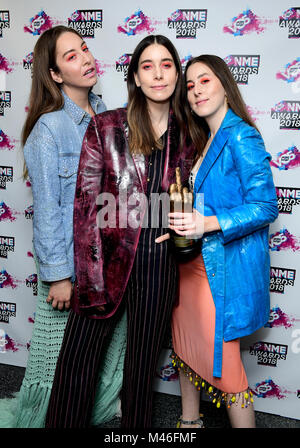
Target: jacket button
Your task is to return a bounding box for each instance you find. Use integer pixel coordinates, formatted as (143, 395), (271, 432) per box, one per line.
(212, 273), (215, 277)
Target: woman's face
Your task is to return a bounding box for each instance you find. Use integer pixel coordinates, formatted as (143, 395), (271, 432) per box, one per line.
(186, 62), (227, 124)
(134, 43), (178, 106)
(50, 32), (97, 93)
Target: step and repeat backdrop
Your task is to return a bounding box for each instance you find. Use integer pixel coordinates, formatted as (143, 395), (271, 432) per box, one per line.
(0, 0), (299, 420)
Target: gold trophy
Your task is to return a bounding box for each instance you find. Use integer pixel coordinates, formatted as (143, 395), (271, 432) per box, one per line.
(169, 167), (201, 260)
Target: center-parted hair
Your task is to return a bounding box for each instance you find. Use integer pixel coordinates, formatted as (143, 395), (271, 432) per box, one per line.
(184, 54), (260, 158)
(127, 34), (186, 155)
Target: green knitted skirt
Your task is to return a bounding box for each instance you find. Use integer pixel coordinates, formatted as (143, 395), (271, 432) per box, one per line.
(0, 270), (127, 428)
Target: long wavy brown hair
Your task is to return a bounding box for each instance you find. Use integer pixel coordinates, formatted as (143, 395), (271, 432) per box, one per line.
(127, 34), (187, 155)
(184, 54), (260, 158)
(22, 26), (83, 178)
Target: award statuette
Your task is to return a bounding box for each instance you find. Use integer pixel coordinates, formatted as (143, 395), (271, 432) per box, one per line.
(169, 167), (202, 261)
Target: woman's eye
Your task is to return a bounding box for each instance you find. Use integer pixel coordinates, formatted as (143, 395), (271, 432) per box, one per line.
(82, 45), (89, 52)
(141, 64), (152, 70)
(162, 62), (172, 69)
(67, 54), (76, 61)
(201, 78), (210, 84)
(186, 83), (194, 91)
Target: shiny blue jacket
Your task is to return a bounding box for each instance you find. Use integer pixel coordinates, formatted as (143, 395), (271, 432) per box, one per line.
(193, 109), (278, 378)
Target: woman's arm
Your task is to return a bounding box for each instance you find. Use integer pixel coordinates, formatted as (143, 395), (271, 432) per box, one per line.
(73, 116), (106, 308)
(216, 126), (278, 244)
(24, 120), (73, 309)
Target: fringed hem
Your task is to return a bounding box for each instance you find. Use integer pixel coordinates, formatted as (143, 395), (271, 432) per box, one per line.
(171, 351), (254, 409)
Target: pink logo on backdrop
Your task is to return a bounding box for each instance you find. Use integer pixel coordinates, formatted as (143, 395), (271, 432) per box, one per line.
(0, 53), (12, 73)
(246, 105), (268, 122)
(0, 202), (17, 222)
(265, 306), (300, 329)
(0, 269), (19, 289)
(157, 362), (179, 382)
(276, 58), (300, 84)
(252, 379), (288, 399)
(270, 146), (300, 170)
(269, 228), (300, 252)
(118, 10), (155, 36)
(95, 59), (112, 78)
(0, 130), (15, 151)
(24, 11), (53, 35)
(0, 332), (20, 352)
(223, 9), (265, 36)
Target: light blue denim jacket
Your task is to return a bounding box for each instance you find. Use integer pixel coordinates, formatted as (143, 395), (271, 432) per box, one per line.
(24, 90), (106, 282)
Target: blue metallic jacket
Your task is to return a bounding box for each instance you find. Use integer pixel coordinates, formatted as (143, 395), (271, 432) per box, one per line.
(193, 109), (278, 378)
(24, 91), (106, 282)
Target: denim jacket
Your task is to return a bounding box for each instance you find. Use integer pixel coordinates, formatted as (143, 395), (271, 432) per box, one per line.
(24, 90), (106, 282)
(194, 109), (278, 378)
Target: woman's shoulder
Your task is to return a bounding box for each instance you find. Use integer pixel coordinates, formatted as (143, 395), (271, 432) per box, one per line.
(92, 107), (127, 128)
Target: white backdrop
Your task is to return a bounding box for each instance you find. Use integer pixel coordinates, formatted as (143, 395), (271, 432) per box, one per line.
(0, 0), (299, 420)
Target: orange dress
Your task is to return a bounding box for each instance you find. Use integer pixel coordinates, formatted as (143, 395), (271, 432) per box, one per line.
(171, 253), (250, 407)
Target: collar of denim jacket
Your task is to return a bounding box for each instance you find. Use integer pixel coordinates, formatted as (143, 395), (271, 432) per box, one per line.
(61, 89), (103, 125)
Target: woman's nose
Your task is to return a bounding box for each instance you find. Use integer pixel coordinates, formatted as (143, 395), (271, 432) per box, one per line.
(154, 66), (162, 79)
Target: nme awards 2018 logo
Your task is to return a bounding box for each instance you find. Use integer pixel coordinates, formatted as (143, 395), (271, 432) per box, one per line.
(0, 236), (15, 259)
(249, 341), (288, 367)
(0, 301), (16, 323)
(271, 101), (300, 129)
(270, 266), (296, 294)
(23, 52), (33, 70)
(68, 10), (103, 37)
(0, 166), (13, 189)
(24, 11), (53, 36)
(224, 55), (260, 84)
(223, 9), (265, 36)
(116, 54), (132, 82)
(270, 146), (300, 170)
(0, 11), (10, 38)
(276, 186), (300, 214)
(0, 91), (11, 116)
(168, 9), (207, 39)
(279, 7), (300, 38)
(26, 274), (37, 296)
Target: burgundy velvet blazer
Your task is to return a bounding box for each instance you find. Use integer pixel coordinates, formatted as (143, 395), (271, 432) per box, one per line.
(71, 108), (196, 319)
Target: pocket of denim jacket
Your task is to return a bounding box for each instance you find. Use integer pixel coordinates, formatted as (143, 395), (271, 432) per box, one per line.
(58, 155), (79, 178)
(58, 155), (80, 205)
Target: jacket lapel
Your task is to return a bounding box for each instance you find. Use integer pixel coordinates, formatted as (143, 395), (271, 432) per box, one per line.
(194, 109), (244, 192)
(194, 130), (229, 192)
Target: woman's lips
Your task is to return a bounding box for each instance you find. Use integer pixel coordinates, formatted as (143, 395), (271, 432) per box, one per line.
(83, 67), (96, 77)
(195, 98), (208, 106)
(151, 85), (167, 90)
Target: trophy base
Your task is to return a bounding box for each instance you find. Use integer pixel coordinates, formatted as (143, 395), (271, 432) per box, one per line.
(171, 236), (202, 263)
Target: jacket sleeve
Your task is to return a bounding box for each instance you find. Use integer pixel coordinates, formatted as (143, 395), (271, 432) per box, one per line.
(216, 126), (278, 244)
(73, 117), (106, 306)
(24, 120), (73, 282)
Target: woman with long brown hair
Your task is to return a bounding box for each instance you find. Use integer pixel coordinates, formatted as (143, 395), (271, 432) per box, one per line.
(4, 25), (125, 428)
(166, 55), (278, 427)
(45, 34), (195, 429)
